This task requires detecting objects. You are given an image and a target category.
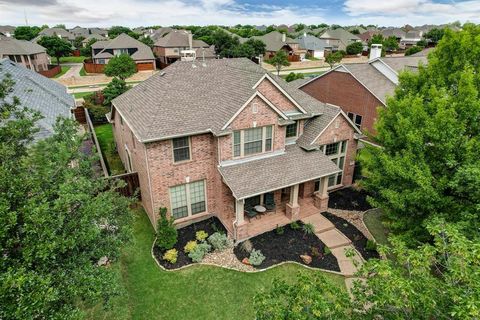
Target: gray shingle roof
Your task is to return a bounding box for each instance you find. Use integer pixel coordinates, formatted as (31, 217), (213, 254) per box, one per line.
(112, 58), (329, 143)
(296, 104), (341, 150)
(219, 144), (341, 199)
(82, 34), (107, 43)
(251, 31), (298, 52)
(319, 28), (360, 48)
(0, 59), (74, 141)
(296, 35), (330, 51)
(0, 35), (46, 55)
(92, 33), (154, 61)
(37, 27), (75, 40)
(381, 56), (427, 72)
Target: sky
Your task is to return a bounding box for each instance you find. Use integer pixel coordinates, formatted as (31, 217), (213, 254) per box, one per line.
(0, 0), (479, 28)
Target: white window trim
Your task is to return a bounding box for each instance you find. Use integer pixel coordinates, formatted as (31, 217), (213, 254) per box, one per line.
(232, 125), (274, 158)
(169, 180), (208, 220)
(285, 121), (298, 145)
(321, 140), (347, 189)
(171, 136), (192, 164)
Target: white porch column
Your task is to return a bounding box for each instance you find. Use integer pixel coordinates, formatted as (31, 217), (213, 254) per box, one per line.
(236, 199), (244, 224)
(289, 184), (299, 206)
(320, 176), (328, 197)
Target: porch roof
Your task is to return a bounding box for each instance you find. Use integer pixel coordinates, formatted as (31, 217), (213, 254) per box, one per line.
(218, 144), (341, 200)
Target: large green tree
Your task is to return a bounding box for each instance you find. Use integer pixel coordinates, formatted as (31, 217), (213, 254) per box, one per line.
(13, 26), (41, 41)
(104, 54), (137, 80)
(0, 73), (133, 318)
(103, 77), (130, 105)
(268, 50), (290, 75)
(325, 51), (343, 69)
(37, 36), (73, 65)
(361, 24), (480, 242)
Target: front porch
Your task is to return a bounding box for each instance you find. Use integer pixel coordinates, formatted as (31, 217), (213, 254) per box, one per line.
(234, 176), (330, 241)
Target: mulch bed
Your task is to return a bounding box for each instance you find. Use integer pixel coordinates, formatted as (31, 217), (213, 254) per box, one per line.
(328, 187), (372, 211)
(153, 217), (227, 270)
(233, 222), (340, 271)
(322, 212), (380, 260)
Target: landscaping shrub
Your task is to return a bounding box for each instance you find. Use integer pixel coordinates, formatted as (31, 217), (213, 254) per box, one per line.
(346, 41), (363, 55)
(196, 230), (208, 242)
(275, 226), (285, 235)
(184, 240), (198, 254)
(249, 249), (265, 266)
(311, 246), (321, 257)
(366, 239), (377, 251)
(240, 240), (253, 253)
(324, 246), (331, 255)
(83, 94), (109, 124)
(405, 45), (423, 56)
(188, 242), (211, 262)
(285, 72), (304, 83)
(290, 221), (301, 230)
(302, 223), (315, 236)
(208, 232), (231, 251)
(163, 249), (178, 264)
(156, 207), (178, 251)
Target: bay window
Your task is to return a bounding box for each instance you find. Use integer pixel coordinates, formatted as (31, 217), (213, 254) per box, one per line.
(232, 126), (273, 158)
(170, 180), (206, 219)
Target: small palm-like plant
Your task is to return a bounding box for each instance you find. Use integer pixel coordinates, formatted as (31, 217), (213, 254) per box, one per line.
(302, 223), (315, 236)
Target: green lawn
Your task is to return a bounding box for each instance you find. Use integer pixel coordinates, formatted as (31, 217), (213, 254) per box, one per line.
(94, 124), (125, 175)
(85, 208), (346, 320)
(364, 208), (389, 246)
(54, 66), (71, 78)
(281, 71), (325, 79)
(59, 55), (87, 63)
(79, 67), (87, 76)
(73, 91), (94, 99)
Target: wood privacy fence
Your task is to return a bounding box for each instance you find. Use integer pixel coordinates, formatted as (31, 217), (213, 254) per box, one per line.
(38, 65), (61, 78)
(83, 59), (155, 74)
(83, 108), (141, 199)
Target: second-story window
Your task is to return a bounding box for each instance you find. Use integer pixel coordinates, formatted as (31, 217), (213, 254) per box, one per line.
(322, 140), (347, 187)
(232, 126), (273, 158)
(172, 137), (190, 162)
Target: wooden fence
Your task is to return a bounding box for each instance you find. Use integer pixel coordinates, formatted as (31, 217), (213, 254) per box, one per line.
(38, 64), (61, 78)
(83, 60), (105, 73)
(83, 108), (141, 199)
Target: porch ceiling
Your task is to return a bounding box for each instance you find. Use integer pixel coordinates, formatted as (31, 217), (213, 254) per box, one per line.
(218, 144), (340, 200)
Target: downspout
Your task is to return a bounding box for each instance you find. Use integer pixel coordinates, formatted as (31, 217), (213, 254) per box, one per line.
(144, 144), (156, 228)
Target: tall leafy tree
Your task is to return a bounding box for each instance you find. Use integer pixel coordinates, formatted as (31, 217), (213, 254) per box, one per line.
(139, 36), (154, 48)
(361, 24), (480, 242)
(74, 36), (85, 50)
(269, 50), (290, 75)
(425, 27), (445, 45)
(325, 51), (343, 69)
(103, 77), (130, 105)
(37, 36), (73, 65)
(0, 74), (133, 319)
(104, 54), (136, 80)
(13, 26), (41, 41)
(346, 42), (363, 55)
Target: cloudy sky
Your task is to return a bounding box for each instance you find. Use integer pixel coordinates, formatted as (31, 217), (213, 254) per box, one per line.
(0, 0), (478, 28)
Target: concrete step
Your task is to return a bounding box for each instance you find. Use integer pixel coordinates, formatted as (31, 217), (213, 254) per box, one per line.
(316, 229), (352, 249)
(301, 214), (335, 233)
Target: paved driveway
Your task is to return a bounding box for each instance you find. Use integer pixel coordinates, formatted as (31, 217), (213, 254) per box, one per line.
(58, 63), (82, 79)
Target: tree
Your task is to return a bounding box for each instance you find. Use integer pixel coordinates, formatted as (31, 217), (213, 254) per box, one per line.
(346, 42), (363, 55)
(73, 36), (85, 50)
(268, 50), (290, 75)
(243, 38), (266, 57)
(254, 273), (353, 319)
(103, 77), (130, 105)
(294, 23), (307, 32)
(80, 38), (97, 57)
(405, 45), (423, 56)
(37, 36), (72, 65)
(155, 207), (178, 250)
(361, 25), (480, 242)
(425, 27), (445, 44)
(139, 36), (154, 48)
(0, 75), (133, 318)
(211, 29), (240, 58)
(285, 72), (304, 82)
(108, 26), (132, 39)
(104, 54), (136, 80)
(53, 24), (66, 29)
(13, 26), (41, 41)
(368, 34), (384, 47)
(382, 36), (399, 52)
(350, 28), (360, 35)
(325, 51), (343, 68)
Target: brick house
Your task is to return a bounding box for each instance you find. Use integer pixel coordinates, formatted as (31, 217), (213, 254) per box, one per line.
(110, 58), (361, 241)
(250, 31), (307, 62)
(0, 35), (49, 72)
(296, 53), (427, 136)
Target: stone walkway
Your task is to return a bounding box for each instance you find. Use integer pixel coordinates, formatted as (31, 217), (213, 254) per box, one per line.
(302, 213), (365, 292)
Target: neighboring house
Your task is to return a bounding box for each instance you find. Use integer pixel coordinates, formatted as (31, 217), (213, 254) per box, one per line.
(110, 58), (362, 241)
(0, 58), (75, 140)
(33, 27), (76, 44)
(91, 33), (156, 70)
(380, 28), (405, 41)
(251, 31), (306, 61)
(0, 25), (15, 37)
(81, 34), (107, 47)
(318, 28), (361, 51)
(296, 34), (330, 59)
(0, 35), (49, 72)
(70, 26), (108, 38)
(358, 30), (379, 44)
(153, 29), (213, 66)
(149, 27), (175, 42)
(400, 30), (424, 49)
(296, 48), (427, 136)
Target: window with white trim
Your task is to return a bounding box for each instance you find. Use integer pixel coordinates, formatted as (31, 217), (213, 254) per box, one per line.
(285, 122), (298, 143)
(232, 126), (273, 158)
(170, 180), (206, 219)
(322, 140), (347, 187)
(347, 112), (362, 129)
(172, 137), (190, 162)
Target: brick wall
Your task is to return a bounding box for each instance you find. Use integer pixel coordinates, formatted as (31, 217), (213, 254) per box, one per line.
(300, 70), (385, 135)
(257, 78), (302, 114)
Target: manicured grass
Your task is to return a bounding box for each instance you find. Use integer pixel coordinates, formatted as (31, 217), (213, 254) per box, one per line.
(79, 67), (87, 76)
(281, 71), (325, 79)
(94, 123), (125, 175)
(54, 66), (71, 78)
(85, 208), (346, 320)
(364, 208), (389, 246)
(73, 91), (94, 99)
(59, 55), (86, 63)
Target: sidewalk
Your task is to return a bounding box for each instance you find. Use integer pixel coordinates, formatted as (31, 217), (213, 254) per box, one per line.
(55, 69), (157, 87)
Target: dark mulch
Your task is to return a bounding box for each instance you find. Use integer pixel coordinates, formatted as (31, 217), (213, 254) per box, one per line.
(322, 212), (380, 260)
(153, 217), (226, 270)
(233, 223), (340, 271)
(328, 187), (372, 211)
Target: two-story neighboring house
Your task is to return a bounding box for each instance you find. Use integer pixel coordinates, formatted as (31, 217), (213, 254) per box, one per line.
(110, 58), (361, 241)
(0, 35), (49, 72)
(251, 31), (307, 61)
(33, 27), (76, 45)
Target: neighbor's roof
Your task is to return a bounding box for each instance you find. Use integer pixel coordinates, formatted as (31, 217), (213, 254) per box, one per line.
(154, 29), (210, 48)
(112, 58), (328, 143)
(0, 35), (46, 55)
(0, 59), (74, 140)
(296, 104), (342, 150)
(92, 33), (155, 60)
(82, 33), (107, 43)
(251, 31), (298, 52)
(37, 27), (75, 40)
(319, 28), (360, 44)
(381, 56), (427, 72)
(296, 34), (330, 51)
(219, 144), (341, 199)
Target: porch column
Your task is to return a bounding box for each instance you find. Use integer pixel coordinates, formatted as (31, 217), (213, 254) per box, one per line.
(236, 199), (244, 224)
(286, 184), (300, 220)
(314, 176), (329, 212)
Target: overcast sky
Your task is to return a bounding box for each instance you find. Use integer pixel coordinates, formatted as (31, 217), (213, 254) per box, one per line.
(0, 0), (479, 28)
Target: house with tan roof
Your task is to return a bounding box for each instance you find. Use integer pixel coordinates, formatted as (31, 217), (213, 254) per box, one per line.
(0, 35), (49, 72)
(296, 48), (427, 136)
(110, 58), (362, 241)
(33, 27), (76, 44)
(91, 33), (155, 70)
(318, 28), (361, 51)
(251, 31), (306, 61)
